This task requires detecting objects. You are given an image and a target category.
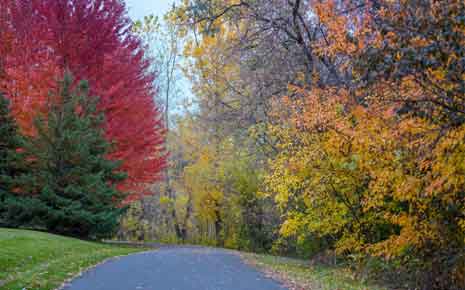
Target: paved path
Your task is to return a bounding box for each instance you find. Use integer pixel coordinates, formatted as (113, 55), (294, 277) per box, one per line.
(63, 247), (288, 290)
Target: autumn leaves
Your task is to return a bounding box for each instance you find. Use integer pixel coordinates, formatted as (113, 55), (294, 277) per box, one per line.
(0, 0), (166, 202)
(167, 1), (464, 289)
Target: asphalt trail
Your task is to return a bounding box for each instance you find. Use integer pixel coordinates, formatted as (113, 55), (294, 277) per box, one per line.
(63, 247), (288, 290)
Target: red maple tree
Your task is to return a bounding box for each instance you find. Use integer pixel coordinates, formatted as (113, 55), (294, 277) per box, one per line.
(1, 0), (166, 202)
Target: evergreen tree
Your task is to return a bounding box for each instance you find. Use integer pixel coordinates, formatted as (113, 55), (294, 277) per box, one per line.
(0, 93), (19, 183)
(0, 93), (25, 225)
(4, 73), (127, 238)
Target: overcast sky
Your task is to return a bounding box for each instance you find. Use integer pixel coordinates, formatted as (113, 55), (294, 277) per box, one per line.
(125, 0), (176, 20)
(124, 0), (194, 116)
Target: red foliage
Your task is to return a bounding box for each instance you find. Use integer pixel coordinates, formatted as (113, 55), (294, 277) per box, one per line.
(0, 0), (166, 202)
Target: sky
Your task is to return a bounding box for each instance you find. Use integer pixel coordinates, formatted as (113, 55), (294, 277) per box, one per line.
(125, 0), (175, 20)
(124, 0), (195, 117)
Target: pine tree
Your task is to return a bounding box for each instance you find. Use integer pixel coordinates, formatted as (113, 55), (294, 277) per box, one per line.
(0, 93), (25, 225)
(6, 73), (128, 238)
(0, 93), (19, 179)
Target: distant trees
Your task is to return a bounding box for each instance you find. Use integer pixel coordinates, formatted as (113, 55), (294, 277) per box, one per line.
(165, 117), (276, 249)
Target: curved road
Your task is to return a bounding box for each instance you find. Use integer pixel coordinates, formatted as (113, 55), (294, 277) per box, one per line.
(63, 247), (288, 290)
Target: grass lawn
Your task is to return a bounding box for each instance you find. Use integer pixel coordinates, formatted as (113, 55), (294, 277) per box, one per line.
(0, 228), (146, 290)
(242, 253), (388, 290)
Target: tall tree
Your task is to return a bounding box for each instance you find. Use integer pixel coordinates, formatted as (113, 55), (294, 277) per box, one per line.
(2, 74), (127, 238)
(132, 12), (189, 239)
(1, 0), (166, 201)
